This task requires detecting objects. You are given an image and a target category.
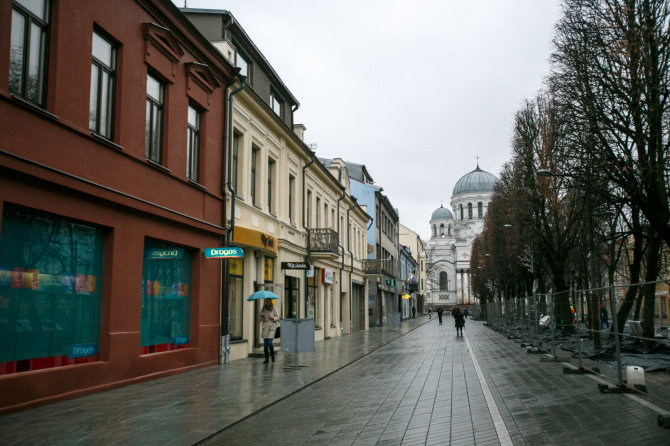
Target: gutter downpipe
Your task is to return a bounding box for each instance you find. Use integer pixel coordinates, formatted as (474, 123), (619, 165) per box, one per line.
(302, 150), (315, 320)
(336, 167), (346, 335)
(221, 76), (246, 365)
(346, 202), (361, 333)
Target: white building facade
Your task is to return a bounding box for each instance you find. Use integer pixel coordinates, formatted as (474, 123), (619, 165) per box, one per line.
(422, 165), (498, 309)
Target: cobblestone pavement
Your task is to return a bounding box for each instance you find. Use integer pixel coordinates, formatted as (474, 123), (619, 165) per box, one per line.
(206, 320), (670, 446)
(2, 316), (670, 445)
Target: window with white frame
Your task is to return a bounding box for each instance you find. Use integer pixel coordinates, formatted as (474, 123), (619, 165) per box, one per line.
(270, 91), (282, 117)
(186, 104), (200, 182)
(89, 30), (116, 139)
(145, 73), (164, 163)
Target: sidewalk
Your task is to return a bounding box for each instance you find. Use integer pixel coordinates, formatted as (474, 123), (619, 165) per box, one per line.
(0, 317), (431, 446)
(1, 315), (670, 445)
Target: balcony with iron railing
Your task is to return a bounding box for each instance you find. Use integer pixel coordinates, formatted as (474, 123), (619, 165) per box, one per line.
(309, 228), (339, 256)
(362, 258), (396, 276)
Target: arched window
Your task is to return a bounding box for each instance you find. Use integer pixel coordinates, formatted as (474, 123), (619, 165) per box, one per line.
(468, 203), (473, 220)
(478, 202), (483, 219)
(432, 224), (436, 237)
(448, 225), (452, 236)
(440, 224), (445, 236)
(459, 204), (464, 220)
(439, 272), (448, 291)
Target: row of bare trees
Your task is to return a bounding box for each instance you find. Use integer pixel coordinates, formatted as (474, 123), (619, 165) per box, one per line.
(472, 0), (670, 341)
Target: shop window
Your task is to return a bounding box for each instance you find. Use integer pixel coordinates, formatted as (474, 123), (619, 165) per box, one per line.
(228, 257), (243, 340)
(285, 276), (299, 319)
(140, 239), (192, 353)
(0, 205), (105, 375)
(307, 268), (317, 322)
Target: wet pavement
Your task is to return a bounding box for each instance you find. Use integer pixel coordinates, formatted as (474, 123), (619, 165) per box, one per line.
(2, 316), (670, 445)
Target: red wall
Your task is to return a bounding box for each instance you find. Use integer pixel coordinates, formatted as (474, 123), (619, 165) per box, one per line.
(0, 0), (236, 413)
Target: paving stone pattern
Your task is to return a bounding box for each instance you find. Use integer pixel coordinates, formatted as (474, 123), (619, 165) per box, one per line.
(205, 320), (670, 445)
(2, 317), (670, 445)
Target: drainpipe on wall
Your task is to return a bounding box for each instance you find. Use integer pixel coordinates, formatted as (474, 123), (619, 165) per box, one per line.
(336, 167), (346, 335)
(302, 150), (315, 319)
(221, 75), (246, 365)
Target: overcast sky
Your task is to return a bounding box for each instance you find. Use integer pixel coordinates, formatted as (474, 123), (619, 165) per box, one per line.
(176, 0), (563, 241)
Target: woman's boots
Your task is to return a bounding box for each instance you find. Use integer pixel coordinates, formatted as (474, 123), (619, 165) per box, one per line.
(263, 345), (275, 363)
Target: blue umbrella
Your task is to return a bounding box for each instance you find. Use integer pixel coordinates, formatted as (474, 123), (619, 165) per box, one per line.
(247, 290), (279, 301)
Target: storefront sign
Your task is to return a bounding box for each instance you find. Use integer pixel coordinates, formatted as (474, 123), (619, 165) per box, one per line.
(148, 248), (183, 259)
(281, 262), (310, 270)
(173, 335), (189, 346)
(204, 247), (244, 259)
(322, 268), (334, 284)
(385, 279), (396, 287)
(306, 265), (314, 278)
(232, 227), (278, 254)
(67, 343), (99, 359)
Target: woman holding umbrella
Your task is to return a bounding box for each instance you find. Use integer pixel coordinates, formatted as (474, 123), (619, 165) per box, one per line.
(260, 299), (279, 363)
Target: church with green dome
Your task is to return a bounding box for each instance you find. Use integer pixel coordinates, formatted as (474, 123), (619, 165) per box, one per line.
(420, 164), (498, 310)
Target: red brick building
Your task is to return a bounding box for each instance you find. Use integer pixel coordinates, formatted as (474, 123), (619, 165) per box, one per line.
(0, 0), (237, 413)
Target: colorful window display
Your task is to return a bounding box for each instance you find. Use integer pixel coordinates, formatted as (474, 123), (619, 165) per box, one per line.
(140, 240), (192, 353)
(228, 257), (243, 340)
(0, 205), (105, 375)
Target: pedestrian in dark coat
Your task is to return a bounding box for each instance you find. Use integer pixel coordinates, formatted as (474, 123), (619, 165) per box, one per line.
(453, 308), (465, 336)
(437, 307), (444, 324)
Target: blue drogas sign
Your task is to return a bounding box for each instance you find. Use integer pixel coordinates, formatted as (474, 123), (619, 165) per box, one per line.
(67, 343), (99, 359)
(204, 247), (244, 259)
(173, 335), (189, 346)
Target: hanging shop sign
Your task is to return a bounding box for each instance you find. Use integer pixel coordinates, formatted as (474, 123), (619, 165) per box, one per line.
(385, 279), (396, 287)
(322, 268), (334, 284)
(204, 247), (244, 259)
(281, 262), (311, 270)
(306, 265), (314, 278)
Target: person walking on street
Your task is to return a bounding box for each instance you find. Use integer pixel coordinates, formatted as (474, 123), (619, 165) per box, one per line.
(412, 306), (416, 319)
(463, 307), (469, 319)
(260, 299), (279, 363)
(600, 304), (609, 329)
(437, 307), (444, 324)
(428, 308), (432, 319)
(453, 307), (465, 336)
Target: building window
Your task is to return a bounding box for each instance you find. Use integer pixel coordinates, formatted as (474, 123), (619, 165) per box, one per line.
(145, 73), (164, 163)
(0, 204), (105, 375)
(228, 257), (244, 340)
(440, 224), (445, 236)
(89, 30), (116, 139)
(251, 146), (258, 206)
(186, 104), (200, 182)
(459, 204), (464, 221)
(232, 132), (240, 192)
(236, 51), (249, 80)
(316, 197), (321, 227)
(267, 159), (275, 213)
(288, 174), (295, 224)
(9, 0), (50, 106)
(307, 190), (312, 227)
(307, 270), (317, 321)
(439, 272), (448, 291)
(270, 91), (282, 117)
(478, 202), (483, 219)
(468, 203), (473, 220)
(141, 240), (192, 353)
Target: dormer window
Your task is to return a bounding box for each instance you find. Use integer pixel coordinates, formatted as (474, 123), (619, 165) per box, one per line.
(270, 91), (282, 117)
(236, 51), (249, 79)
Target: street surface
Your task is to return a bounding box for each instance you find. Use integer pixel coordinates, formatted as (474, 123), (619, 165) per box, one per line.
(1, 317), (670, 445)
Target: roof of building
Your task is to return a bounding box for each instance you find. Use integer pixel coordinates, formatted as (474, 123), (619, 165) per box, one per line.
(431, 205), (454, 220)
(452, 165), (498, 196)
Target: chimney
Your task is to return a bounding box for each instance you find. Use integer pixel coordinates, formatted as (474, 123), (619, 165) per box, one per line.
(293, 123), (306, 141)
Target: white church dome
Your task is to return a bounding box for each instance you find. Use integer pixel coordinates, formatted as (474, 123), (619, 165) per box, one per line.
(431, 205), (453, 220)
(452, 165), (498, 196)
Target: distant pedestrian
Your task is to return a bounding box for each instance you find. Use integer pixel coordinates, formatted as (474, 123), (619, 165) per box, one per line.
(600, 304), (609, 329)
(437, 307), (444, 324)
(428, 308), (432, 319)
(453, 308), (465, 336)
(412, 306), (416, 319)
(463, 307), (469, 318)
(260, 299), (279, 363)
